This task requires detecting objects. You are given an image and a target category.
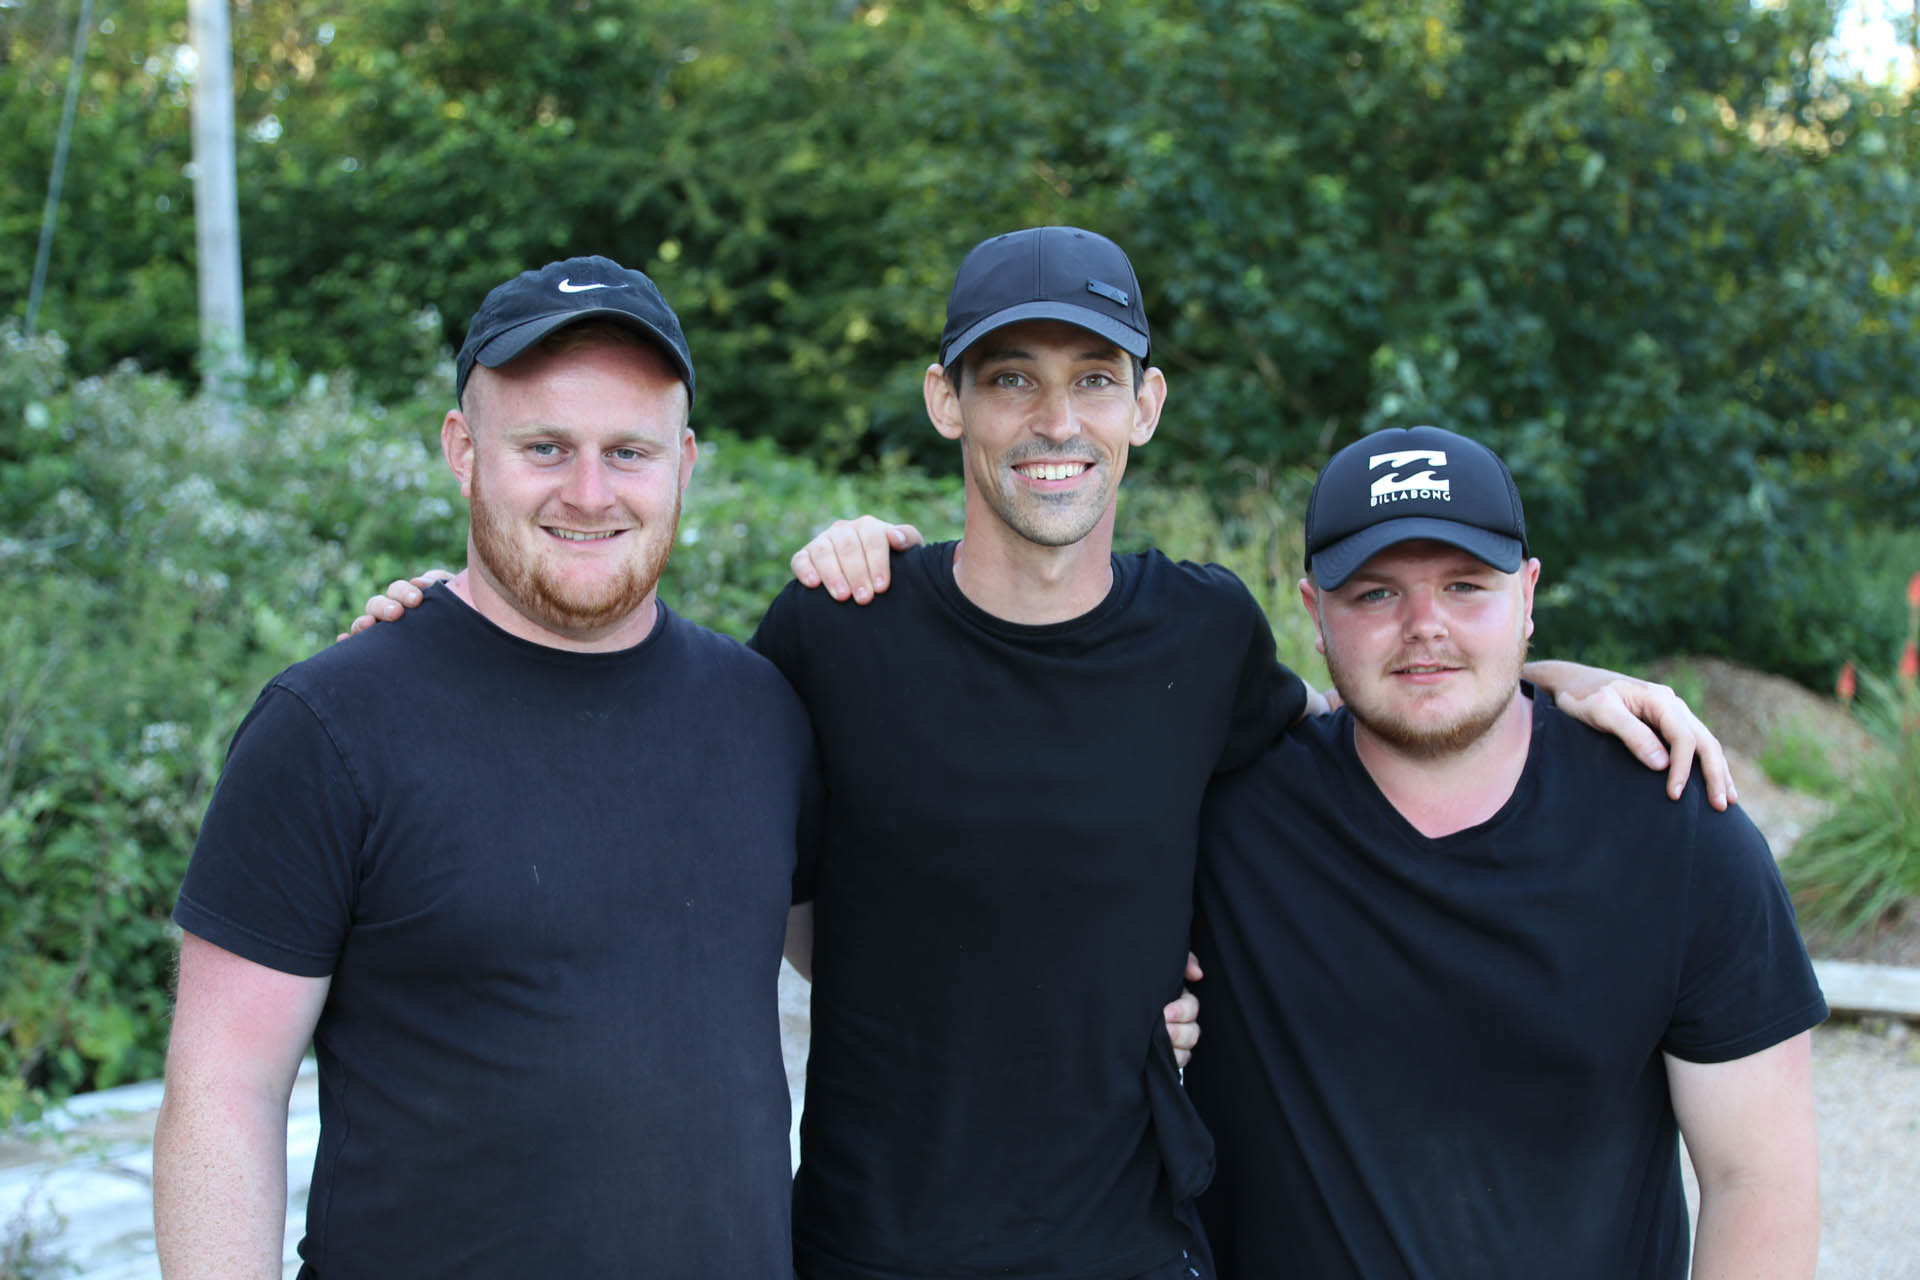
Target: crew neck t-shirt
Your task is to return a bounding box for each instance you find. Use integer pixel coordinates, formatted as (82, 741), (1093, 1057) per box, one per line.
(1188, 694), (1828, 1279)
(176, 588), (817, 1279)
(754, 542), (1306, 1280)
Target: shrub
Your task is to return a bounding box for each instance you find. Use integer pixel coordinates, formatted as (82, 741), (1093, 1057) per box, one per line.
(1784, 574), (1920, 944)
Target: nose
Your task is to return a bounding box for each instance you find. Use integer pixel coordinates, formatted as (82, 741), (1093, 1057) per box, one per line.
(559, 457), (615, 512)
(1402, 586), (1449, 640)
(1031, 383), (1079, 443)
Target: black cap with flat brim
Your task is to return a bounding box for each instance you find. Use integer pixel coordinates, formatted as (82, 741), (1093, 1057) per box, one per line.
(455, 255), (694, 406)
(1304, 425), (1528, 589)
(939, 226), (1150, 368)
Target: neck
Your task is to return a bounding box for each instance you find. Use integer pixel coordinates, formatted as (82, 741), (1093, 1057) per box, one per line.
(1351, 688), (1533, 838)
(949, 508), (1118, 625)
(448, 561), (661, 653)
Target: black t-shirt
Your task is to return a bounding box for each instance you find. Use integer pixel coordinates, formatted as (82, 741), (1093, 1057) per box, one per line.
(175, 588), (817, 1280)
(1188, 693), (1828, 1280)
(753, 542), (1307, 1280)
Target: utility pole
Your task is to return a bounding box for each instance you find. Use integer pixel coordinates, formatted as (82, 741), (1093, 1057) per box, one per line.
(189, 0), (244, 435)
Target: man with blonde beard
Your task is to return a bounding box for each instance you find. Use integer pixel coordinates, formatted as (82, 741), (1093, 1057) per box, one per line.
(152, 257), (817, 1279)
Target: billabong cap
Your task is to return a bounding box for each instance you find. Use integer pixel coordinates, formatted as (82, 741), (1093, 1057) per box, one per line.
(938, 226), (1150, 368)
(455, 255), (694, 406)
(1304, 425), (1528, 589)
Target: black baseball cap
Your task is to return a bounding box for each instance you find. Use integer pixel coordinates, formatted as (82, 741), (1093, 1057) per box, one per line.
(454, 255), (694, 407)
(938, 226), (1150, 368)
(1304, 425), (1528, 589)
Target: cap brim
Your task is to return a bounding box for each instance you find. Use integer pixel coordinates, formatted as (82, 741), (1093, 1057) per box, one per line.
(1310, 518), (1524, 589)
(942, 301), (1150, 366)
(472, 308), (694, 387)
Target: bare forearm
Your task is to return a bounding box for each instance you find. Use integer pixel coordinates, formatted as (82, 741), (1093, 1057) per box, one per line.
(1691, 1179), (1820, 1279)
(153, 1087), (291, 1279)
(1518, 658), (1581, 693)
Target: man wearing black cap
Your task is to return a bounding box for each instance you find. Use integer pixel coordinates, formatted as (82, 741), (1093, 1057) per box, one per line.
(751, 225), (1314, 1280)
(152, 257), (817, 1278)
(1185, 426), (1824, 1278)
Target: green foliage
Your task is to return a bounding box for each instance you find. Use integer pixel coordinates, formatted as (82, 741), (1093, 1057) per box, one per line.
(676, 435), (962, 639)
(0, 325), (467, 1115)
(1757, 719), (1844, 794)
(5, 0), (1916, 680)
(1785, 669), (1920, 943)
(1785, 571), (1920, 943)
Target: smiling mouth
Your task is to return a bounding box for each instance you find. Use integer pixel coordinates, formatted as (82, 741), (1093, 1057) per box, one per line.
(547, 528), (624, 542)
(1014, 461), (1091, 481)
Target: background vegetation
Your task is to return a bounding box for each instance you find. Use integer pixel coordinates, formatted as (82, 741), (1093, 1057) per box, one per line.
(1, 0), (1917, 1115)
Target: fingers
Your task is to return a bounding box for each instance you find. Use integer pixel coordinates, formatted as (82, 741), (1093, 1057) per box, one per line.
(790, 524), (861, 600)
(1575, 690), (1670, 774)
(411, 568), (454, 588)
(1164, 987), (1201, 1068)
(1184, 951), (1204, 983)
(789, 546), (824, 590)
(1693, 724), (1737, 811)
(791, 518), (910, 603)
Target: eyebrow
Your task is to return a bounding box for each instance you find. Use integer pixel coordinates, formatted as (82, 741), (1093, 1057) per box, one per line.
(498, 423), (661, 448)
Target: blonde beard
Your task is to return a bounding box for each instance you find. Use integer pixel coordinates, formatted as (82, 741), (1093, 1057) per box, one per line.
(1325, 637), (1530, 760)
(467, 464), (677, 638)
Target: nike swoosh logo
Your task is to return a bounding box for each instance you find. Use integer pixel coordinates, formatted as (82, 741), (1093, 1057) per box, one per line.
(557, 279), (624, 293)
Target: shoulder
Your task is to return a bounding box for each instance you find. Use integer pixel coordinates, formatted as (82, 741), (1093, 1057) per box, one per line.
(1118, 549), (1263, 620)
(752, 543), (948, 661)
(670, 608), (801, 695)
(665, 608), (812, 734)
(1532, 697), (1773, 860)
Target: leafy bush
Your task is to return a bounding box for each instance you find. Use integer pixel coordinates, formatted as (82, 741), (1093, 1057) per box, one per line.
(1784, 575), (1920, 943)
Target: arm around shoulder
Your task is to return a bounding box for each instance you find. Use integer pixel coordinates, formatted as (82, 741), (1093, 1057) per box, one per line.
(1667, 1032), (1820, 1280)
(153, 932), (331, 1280)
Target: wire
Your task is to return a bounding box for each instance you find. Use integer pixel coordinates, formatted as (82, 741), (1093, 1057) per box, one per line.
(26, 0), (97, 336)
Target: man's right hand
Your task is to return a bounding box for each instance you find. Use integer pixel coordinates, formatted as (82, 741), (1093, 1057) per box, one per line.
(336, 569), (455, 641)
(789, 517), (924, 604)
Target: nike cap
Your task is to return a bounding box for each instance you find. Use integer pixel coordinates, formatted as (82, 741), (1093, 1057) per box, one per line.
(1304, 425), (1528, 589)
(939, 226), (1150, 368)
(455, 255), (694, 407)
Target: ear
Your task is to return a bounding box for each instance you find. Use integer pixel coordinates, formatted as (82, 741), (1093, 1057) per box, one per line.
(678, 426), (699, 495)
(925, 363), (964, 442)
(1520, 557), (1541, 642)
(1297, 577), (1328, 655)
(442, 409), (476, 498)
(1130, 365), (1168, 447)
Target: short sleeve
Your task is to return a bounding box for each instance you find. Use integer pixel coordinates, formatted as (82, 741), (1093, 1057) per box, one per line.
(173, 683), (367, 977)
(1216, 585), (1309, 774)
(749, 584), (805, 689)
(1663, 807), (1828, 1063)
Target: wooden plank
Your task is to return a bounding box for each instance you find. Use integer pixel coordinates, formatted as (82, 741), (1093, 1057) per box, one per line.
(1813, 960), (1920, 1018)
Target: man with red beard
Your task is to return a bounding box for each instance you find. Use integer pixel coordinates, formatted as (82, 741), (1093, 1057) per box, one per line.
(152, 257), (818, 1279)
(1186, 425), (1825, 1279)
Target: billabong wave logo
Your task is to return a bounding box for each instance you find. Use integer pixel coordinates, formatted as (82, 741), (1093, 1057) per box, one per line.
(1368, 450), (1449, 507)
(557, 279), (621, 294)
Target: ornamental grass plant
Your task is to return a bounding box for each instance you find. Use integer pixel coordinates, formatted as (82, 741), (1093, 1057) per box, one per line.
(1784, 573), (1920, 947)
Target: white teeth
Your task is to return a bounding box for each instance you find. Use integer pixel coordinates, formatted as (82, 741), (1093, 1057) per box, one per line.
(550, 529), (620, 542)
(1021, 462), (1089, 481)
